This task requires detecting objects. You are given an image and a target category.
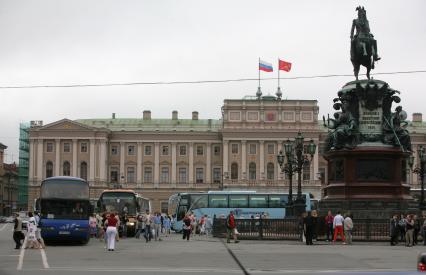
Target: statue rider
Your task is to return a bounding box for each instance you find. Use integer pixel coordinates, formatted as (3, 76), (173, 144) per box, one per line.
(350, 6), (381, 61)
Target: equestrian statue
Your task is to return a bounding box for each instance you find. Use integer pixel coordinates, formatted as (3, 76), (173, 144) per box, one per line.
(350, 6), (381, 80)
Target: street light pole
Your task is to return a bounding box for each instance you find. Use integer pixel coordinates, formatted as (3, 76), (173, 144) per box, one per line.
(277, 132), (316, 218)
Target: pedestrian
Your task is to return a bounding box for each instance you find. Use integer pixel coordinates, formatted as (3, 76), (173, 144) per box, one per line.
(226, 211), (239, 244)
(115, 213), (120, 242)
(34, 211), (45, 249)
(153, 212), (162, 241)
(333, 211), (345, 243)
(311, 210), (319, 241)
(303, 211), (314, 245)
(105, 213), (118, 251)
(89, 214), (97, 238)
(160, 214), (165, 234)
(96, 213), (103, 239)
(423, 216), (426, 246)
(325, 210), (334, 242)
(13, 213), (25, 249)
(344, 213), (353, 245)
(398, 214), (406, 242)
(143, 210), (153, 242)
(390, 214), (399, 246)
(25, 212), (40, 249)
(163, 215), (171, 237)
(413, 214), (420, 245)
(182, 214), (192, 241)
(121, 214), (129, 238)
(135, 215), (144, 239)
(405, 214), (414, 247)
(205, 215), (213, 237)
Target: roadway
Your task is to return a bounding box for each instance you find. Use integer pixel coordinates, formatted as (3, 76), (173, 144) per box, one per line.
(0, 222), (424, 275)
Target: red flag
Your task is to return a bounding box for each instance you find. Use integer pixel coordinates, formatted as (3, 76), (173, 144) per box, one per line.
(279, 59), (292, 72)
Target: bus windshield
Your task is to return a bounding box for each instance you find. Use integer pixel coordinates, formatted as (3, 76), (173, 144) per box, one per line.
(41, 179), (89, 200)
(99, 192), (137, 215)
(40, 199), (90, 220)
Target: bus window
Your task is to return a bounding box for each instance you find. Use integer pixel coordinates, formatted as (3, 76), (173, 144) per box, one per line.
(269, 195), (287, 208)
(180, 195), (189, 206)
(208, 195), (228, 208)
(229, 195), (248, 208)
(190, 194), (208, 209)
(177, 206), (187, 221)
(249, 195), (268, 208)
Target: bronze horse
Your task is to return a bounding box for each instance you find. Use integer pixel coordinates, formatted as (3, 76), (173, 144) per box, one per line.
(351, 39), (375, 81)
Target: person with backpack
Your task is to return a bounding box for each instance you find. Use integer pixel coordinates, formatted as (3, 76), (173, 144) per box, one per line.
(182, 214), (192, 241)
(344, 213), (354, 245)
(226, 211), (239, 244)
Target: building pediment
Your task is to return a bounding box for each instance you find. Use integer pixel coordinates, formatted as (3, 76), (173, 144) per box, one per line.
(36, 119), (98, 132)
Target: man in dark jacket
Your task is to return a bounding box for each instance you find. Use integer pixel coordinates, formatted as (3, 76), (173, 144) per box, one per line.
(13, 213), (25, 249)
(390, 214), (399, 246)
(304, 211), (314, 245)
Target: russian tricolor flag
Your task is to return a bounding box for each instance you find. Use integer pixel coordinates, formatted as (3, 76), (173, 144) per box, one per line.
(259, 60), (273, 72)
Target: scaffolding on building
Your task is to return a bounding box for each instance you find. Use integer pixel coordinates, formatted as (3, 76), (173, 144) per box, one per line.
(18, 123), (29, 211)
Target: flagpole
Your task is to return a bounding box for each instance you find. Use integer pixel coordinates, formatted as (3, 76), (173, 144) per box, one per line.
(258, 57), (260, 88)
(257, 57), (262, 98)
(278, 58), (280, 88)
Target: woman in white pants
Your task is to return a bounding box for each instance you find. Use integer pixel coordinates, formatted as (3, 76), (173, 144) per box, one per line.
(105, 213), (118, 251)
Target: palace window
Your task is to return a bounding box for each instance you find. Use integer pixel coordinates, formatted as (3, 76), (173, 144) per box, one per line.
(144, 167), (152, 183)
(214, 145), (221, 156)
(196, 145), (204, 156)
(160, 167), (169, 183)
(80, 142), (88, 153)
(46, 143), (53, 153)
(63, 161), (71, 176)
(110, 167), (118, 183)
(46, 161), (53, 178)
(213, 168), (221, 183)
(179, 145), (187, 156)
(127, 167), (135, 183)
(63, 142), (71, 153)
(162, 146), (169, 156)
(249, 162), (256, 180)
(267, 144), (275, 155)
(80, 162), (88, 180)
(111, 145), (118, 155)
(231, 163), (238, 180)
(128, 145), (135, 156)
(231, 144), (239, 154)
(249, 144), (257, 155)
(144, 145), (152, 156)
(179, 167), (187, 183)
(267, 162), (274, 180)
(196, 168), (204, 183)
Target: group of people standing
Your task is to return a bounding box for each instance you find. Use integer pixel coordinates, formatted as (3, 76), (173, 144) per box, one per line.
(302, 210), (353, 245)
(134, 211), (172, 242)
(390, 213), (424, 247)
(182, 212), (213, 241)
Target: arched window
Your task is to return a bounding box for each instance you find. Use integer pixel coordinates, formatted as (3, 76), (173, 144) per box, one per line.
(63, 161), (71, 176)
(231, 163), (238, 180)
(249, 162), (256, 180)
(267, 162), (275, 180)
(80, 162), (87, 180)
(46, 161), (53, 178)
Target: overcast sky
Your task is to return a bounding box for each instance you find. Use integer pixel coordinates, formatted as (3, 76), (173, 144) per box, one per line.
(1, 0), (425, 163)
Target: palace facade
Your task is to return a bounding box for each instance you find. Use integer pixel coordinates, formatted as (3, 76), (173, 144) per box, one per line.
(27, 95), (426, 212)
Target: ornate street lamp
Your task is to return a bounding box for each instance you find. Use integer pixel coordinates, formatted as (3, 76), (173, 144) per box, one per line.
(411, 146), (426, 210)
(277, 132), (317, 217)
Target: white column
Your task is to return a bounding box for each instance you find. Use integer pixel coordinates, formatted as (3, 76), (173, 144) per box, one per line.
(259, 140), (265, 180)
(223, 141), (229, 179)
(72, 139), (78, 177)
(154, 142), (160, 187)
(189, 142), (194, 186)
(55, 139), (60, 176)
(120, 142), (125, 183)
(99, 140), (107, 182)
(241, 140), (247, 179)
(137, 142), (143, 184)
(171, 142), (177, 186)
(206, 142), (211, 184)
(36, 139), (43, 181)
(29, 139), (35, 182)
(89, 139), (95, 181)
